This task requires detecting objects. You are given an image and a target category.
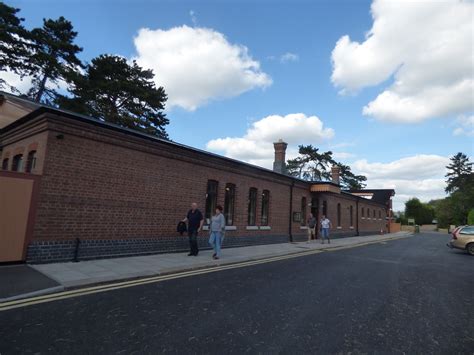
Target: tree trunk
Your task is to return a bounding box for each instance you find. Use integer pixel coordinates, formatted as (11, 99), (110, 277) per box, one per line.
(34, 71), (49, 103)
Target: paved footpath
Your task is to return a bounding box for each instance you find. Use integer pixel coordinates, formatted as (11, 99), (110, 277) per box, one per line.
(32, 232), (410, 289)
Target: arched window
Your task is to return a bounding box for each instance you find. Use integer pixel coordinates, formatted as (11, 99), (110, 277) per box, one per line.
(224, 183), (235, 225)
(337, 203), (341, 227)
(261, 190), (270, 226)
(205, 180), (218, 222)
(361, 207), (365, 218)
(350, 205), (353, 227)
(248, 188), (257, 226)
(12, 154), (23, 172)
(26, 150), (37, 173)
(2, 158), (8, 170)
(301, 197), (307, 226)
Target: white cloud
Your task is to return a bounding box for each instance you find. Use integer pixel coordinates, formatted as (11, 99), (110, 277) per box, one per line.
(0, 70), (32, 94)
(206, 113), (334, 168)
(133, 25), (272, 111)
(189, 10), (197, 26)
(280, 52), (299, 63)
(333, 152), (355, 160)
(453, 115), (474, 137)
(352, 154), (450, 210)
(331, 0), (474, 122)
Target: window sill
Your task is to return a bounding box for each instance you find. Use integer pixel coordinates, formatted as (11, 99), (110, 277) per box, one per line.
(202, 226), (209, 231)
(225, 226), (237, 231)
(246, 226), (259, 231)
(300, 226), (308, 230)
(349, 226), (354, 229)
(336, 226), (342, 229)
(259, 226), (271, 230)
(361, 217), (365, 220)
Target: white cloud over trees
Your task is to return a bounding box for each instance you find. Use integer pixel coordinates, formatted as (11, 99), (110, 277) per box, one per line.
(206, 113), (334, 167)
(133, 25), (272, 111)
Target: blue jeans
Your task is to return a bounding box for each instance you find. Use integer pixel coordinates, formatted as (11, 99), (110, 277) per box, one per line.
(322, 228), (330, 239)
(209, 231), (222, 257)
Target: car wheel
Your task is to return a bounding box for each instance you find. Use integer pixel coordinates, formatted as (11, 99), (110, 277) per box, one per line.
(467, 243), (474, 256)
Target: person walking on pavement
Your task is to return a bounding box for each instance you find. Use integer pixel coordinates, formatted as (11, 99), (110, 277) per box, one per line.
(320, 215), (332, 244)
(209, 205), (226, 260)
(307, 213), (317, 243)
(182, 202), (204, 256)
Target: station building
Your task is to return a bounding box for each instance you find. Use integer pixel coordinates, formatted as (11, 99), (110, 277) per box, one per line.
(0, 92), (394, 263)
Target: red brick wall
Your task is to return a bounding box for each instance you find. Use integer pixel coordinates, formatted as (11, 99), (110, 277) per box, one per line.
(1, 113), (390, 245)
(26, 115), (305, 241)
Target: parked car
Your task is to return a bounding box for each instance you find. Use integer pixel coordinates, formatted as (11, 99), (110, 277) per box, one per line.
(447, 225), (474, 255)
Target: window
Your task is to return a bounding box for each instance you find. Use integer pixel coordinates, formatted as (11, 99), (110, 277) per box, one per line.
(373, 209), (376, 218)
(350, 205), (353, 227)
(205, 180), (218, 222)
(12, 154), (23, 172)
(2, 158), (8, 170)
(248, 188), (257, 225)
(261, 190), (270, 226)
(379, 210), (382, 219)
(224, 184), (235, 225)
(322, 200), (327, 216)
(301, 197), (307, 226)
(26, 150), (37, 173)
(460, 227), (474, 235)
(337, 203), (341, 227)
(361, 207), (365, 218)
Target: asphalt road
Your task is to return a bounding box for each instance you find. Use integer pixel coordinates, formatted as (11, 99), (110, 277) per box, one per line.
(1, 232), (473, 354)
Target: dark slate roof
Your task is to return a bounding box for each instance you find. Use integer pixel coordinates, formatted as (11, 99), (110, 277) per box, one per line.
(0, 91), (301, 182)
(346, 189), (395, 205)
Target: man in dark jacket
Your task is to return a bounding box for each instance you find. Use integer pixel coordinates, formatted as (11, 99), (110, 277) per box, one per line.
(182, 202), (204, 256)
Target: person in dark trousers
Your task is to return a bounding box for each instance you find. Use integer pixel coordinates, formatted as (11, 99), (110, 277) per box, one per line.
(182, 202), (204, 256)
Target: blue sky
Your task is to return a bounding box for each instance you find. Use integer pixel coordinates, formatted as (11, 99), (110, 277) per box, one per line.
(4, 0), (474, 209)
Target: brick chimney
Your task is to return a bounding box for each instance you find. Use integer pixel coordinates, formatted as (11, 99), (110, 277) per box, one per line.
(273, 139), (288, 174)
(331, 165), (341, 185)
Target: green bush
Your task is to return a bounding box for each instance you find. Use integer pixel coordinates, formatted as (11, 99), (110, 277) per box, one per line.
(468, 209), (474, 225)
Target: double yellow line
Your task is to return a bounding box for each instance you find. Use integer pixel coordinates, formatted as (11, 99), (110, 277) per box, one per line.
(0, 236), (406, 312)
(0, 248), (324, 312)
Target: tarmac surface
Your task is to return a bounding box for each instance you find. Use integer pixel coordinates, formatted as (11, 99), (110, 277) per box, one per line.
(0, 265), (60, 301)
(0, 232), (472, 354)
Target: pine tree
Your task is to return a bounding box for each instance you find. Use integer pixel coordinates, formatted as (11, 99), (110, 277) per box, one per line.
(58, 55), (169, 139)
(338, 163), (367, 190)
(0, 2), (32, 90)
(286, 145), (334, 180)
(27, 16), (83, 103)
(445, 152), (473, 193)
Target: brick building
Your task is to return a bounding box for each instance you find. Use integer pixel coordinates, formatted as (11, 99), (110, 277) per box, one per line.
(0, 93), (394, 263)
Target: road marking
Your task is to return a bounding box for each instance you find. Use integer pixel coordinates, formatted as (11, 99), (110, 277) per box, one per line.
(0, 236), (408, 311)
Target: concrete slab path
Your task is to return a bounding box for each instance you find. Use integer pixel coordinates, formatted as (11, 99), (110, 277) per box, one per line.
(31, 232), (411, 289)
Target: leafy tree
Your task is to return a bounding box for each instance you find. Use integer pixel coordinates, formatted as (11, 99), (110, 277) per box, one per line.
(58, 55), (169, 139)
(0, 2), (32, 90)
(467, 209), (474, 225)
(26, 16), (83, 103)
(405, 197), (434, 225)
(338, 163), (367, 189)
(286, 145), (334, 180)
(445, 152), (473, 193)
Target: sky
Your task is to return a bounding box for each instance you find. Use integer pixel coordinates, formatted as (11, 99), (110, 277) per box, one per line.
(3, 0), (474, 210)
